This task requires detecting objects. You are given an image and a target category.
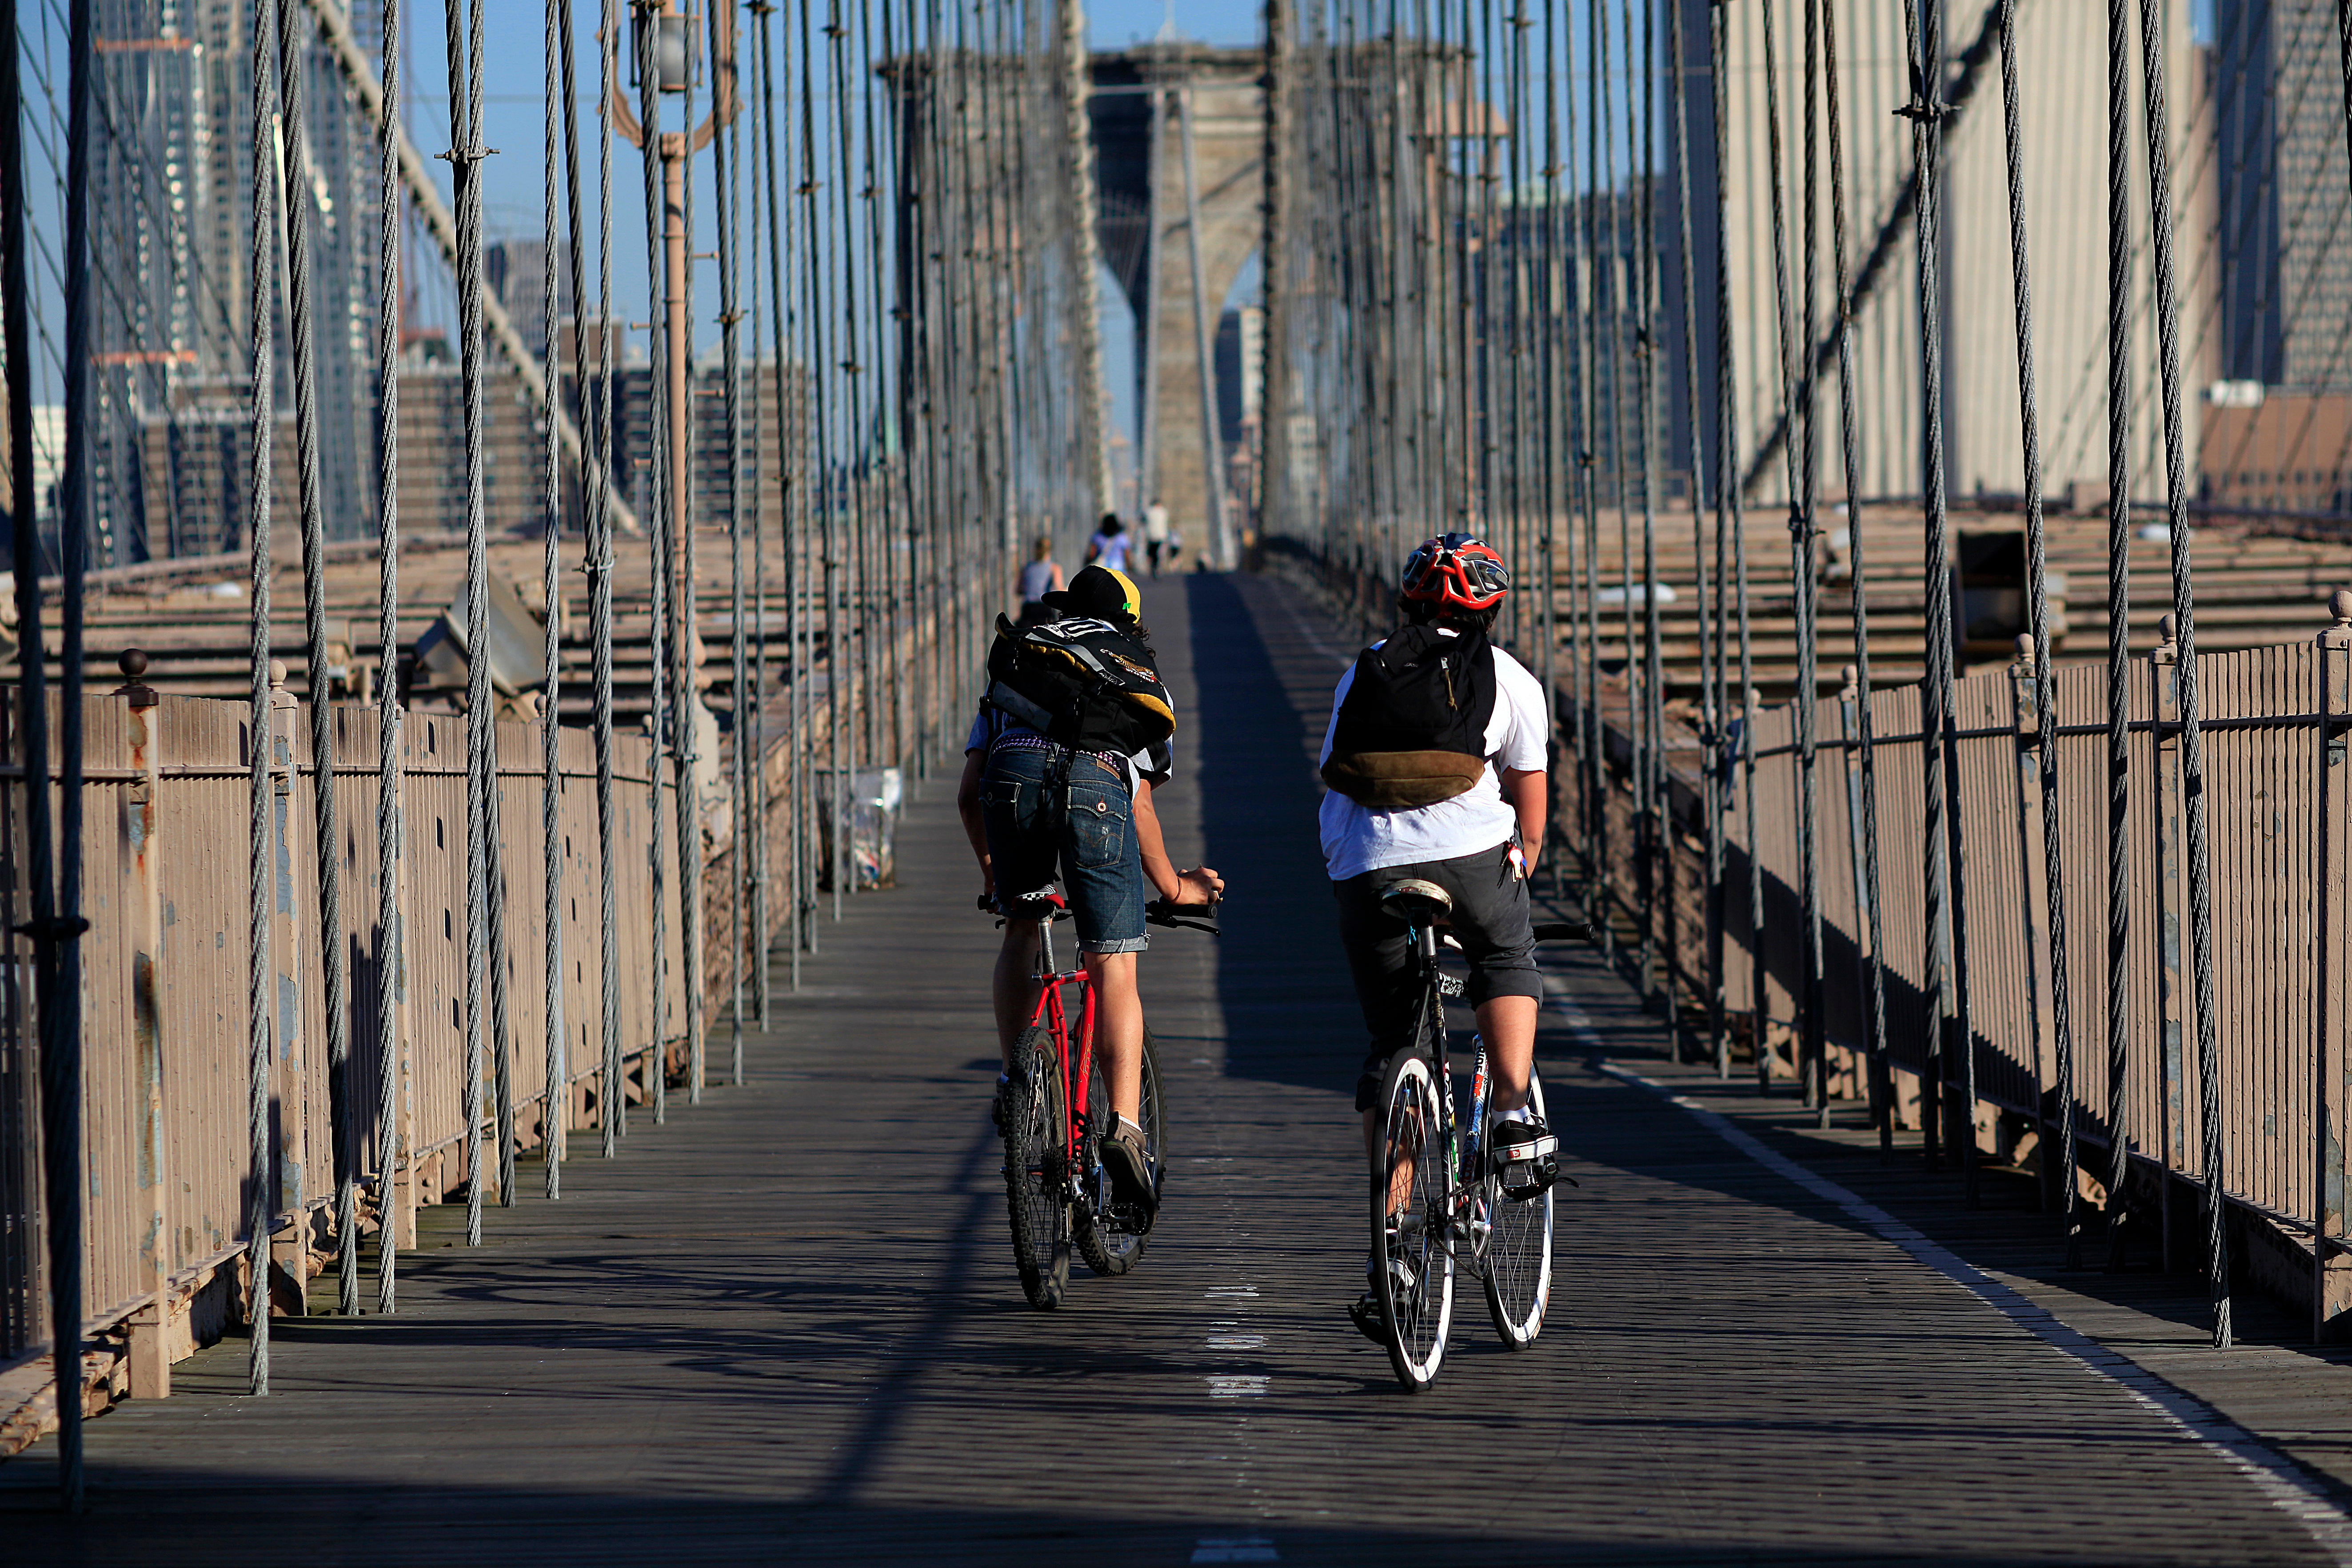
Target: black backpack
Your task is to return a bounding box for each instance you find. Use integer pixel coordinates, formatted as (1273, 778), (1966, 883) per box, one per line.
(985, 613), (1176, 754)
(1320, 623), (1497, 808)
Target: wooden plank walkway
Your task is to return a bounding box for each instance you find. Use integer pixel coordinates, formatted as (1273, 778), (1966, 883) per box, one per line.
(7, 570), (2352, 1564)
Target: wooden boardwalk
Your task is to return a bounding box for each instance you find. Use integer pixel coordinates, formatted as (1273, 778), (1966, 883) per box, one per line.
(8, 571), (2352, 1564)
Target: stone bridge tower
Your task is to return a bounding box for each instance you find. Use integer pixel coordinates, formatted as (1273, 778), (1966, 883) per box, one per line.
(1089, 44), (1266, 561)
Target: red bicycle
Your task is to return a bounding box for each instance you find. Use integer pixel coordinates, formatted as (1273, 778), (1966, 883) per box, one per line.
(987, 889), (1217, 1308)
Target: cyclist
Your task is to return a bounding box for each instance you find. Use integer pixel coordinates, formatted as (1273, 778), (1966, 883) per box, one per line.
(1315, 533), (1556, 1337)
(956, 564), (1223, 1214)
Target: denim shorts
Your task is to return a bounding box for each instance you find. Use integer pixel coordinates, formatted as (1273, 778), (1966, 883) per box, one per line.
(981, 742), (1148, 954)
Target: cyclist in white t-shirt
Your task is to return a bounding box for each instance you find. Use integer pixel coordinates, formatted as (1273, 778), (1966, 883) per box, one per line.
(1316, 533), (1554, 1340)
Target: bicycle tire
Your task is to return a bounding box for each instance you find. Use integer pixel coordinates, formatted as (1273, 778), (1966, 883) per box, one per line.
(1481, 1064), (1553, 1348)
(1077, 1026), (1167, 1276)
(1003, 1026), (1071, 1309)
(1372, 1050), (1454, 1391)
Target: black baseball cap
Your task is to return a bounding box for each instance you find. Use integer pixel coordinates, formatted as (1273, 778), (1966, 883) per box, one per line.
(1039, 564), (1143, 621)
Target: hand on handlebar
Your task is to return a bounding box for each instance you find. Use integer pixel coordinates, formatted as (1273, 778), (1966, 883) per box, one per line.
(1173, 864), (1224, 906)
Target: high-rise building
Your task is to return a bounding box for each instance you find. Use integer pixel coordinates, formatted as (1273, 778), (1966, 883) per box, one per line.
(91, 0), (383, 563)
(1673, 0), (2213, 506)
(2215, 0), (2352, 392)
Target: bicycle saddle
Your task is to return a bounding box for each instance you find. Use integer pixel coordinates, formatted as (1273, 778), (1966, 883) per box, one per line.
(1378, 878), (1453, 928)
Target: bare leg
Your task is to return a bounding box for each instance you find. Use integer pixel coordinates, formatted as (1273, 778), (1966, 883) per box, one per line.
(992, 919), (1042, 1066)
(1086, 950), (1142, 1122)
(1361, 992), (1541, 1193)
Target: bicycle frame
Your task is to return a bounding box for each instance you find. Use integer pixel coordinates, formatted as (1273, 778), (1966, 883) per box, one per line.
(1401, 919), (1499, 1278)
(1021, 908), (1099, 1206)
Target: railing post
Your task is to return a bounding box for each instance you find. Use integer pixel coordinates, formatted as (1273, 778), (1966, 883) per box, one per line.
(2151, 614), (2184, 1273)
(268, 660), (309, 1313)
(116, 650), (169, 1398)
(388, 710), (418, 1255)
(2010, 634), (2057, 1206)
(1837, 665), (1884, 1132)
(2314, 590), (2352, 1339)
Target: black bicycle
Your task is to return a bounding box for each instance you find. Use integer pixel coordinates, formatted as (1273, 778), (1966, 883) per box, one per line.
(1366, 878), (1589, 1390)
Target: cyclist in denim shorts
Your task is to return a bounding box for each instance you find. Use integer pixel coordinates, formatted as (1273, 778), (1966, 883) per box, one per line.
(956, 565), (1224, 1211)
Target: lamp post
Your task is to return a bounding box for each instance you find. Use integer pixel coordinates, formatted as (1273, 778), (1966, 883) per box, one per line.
(610, 0), (737, 587)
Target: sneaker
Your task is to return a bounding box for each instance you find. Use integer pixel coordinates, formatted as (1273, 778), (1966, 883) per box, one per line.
(1100, 1117), (1158, 1217)
(990, 1074), (1011, 1135)
(1350, 1240), (1417, 1342)
(1490, 1112), (1560, 1201)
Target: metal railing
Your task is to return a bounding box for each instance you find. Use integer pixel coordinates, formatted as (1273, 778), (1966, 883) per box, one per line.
(1561, 594), (2352, 1333)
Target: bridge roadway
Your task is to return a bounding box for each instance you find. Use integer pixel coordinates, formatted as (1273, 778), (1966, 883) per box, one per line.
(11, 573), (2352, 1564)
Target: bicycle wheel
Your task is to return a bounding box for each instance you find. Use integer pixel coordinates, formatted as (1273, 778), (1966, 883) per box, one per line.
(1481, 1064), (1553, 1348)
(1003, 1026), (1071, 1309)
(1371, 1050), (1454, 1391)
(1077, 1026), (1168, 1276)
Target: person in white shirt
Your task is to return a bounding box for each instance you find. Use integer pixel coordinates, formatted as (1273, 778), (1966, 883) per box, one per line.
(1142, 497), (1171, 575)
(1085, 513), (1133, 574)
(1315, 533), (1553, 1341)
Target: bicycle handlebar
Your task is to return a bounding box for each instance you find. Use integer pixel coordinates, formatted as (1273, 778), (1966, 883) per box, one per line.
(1533, 921), (1595, 944)
(1145, 898), (1221, 937)
(979, 891), (1221, 938)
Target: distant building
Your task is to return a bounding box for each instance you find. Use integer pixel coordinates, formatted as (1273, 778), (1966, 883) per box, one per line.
(2200, 388), (2352, 515)
(488, 241), (576, 370)
(2214, 0), (2352, 392)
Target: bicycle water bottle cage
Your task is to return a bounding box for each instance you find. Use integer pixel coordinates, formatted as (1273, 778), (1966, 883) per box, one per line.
(1378, 878), (1453, 930)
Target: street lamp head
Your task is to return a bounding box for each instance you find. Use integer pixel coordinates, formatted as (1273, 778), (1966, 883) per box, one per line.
(630, 7), (697, 93)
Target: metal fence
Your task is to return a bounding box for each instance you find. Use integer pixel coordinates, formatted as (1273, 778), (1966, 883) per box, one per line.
(0, 678), (688, 1376)
(1564, 598), (2352, 1330)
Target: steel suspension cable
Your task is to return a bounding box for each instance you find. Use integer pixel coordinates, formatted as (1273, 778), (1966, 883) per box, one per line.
(447, 0), (497, 1240)
(2136, 0), (2228, 1348)
(374, 0), (407, 1311)
(542, 0), (576, 1193)
(277, 0), (354, 1311)
(675, 7), (705, 1106)
(1818, 0), (1892, 1156)
(1709, 0), (1761, 1091)
(595, 0), (624, 1154)
(716, 0), (747, 1088)
(801, 0), (843, 924)
(1664, 0), (1714, 1071)
(243, 0), (281, 1395)
(1991, 0), (2079, 1260)
(636, 0), (673, 1125)
(2102, 0), (2135, 1268)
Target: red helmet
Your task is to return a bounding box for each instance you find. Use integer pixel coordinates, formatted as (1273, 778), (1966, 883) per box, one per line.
(1399, 533), (1511, 612)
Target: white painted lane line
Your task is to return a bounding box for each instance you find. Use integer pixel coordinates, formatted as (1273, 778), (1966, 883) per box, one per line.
(1205, 1333), (1266, 1351)
(1192, 1536), (1279, 1563)
(1204, 1375), (1270, 1398)
(1597, 1058), (2352, 1566)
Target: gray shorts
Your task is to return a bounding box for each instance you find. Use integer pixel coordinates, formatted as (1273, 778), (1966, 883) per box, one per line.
(1333, 842), (1541, 1110)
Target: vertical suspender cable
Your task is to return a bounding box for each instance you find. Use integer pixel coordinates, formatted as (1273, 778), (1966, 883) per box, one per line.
(1756, 0), (1808, 1102)
(278, 0), (354, 1309)
(637, 0), (674, 1125)
(1820, 0), (1893, 1155)
(1992, 0), (2079, 1260)
(543, 0), (576, 1194)
(803, 0), (843, 924)
(1797, 0), (1826, 1115)
(749, 3), (773, 1021)
(244, 0), (282, 1395)
(716, 0), (748, 1087)
(595, 0), (624, 1152)
(1665, 0), (1716, 1073)
(752, 0), (799, 992)
(1709, 0), (1762, 1093)
(29, 0), (91, 1493)
(374, 0), (408, 1298)
(1628, 0), (1664, 1015)
(2102, 0), (2134, 1264)
(676, 17), (706, 1107)
(1899, 0), (1961, 1178)
(448, 0), (495, 1240)
(2136, 0), (2228, 1347)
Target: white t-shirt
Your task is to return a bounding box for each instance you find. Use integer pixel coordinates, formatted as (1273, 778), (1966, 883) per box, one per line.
(1316, 636), (1549, 881)
(1142, 503), (1170, 543)
(1089, 531), (1133, 571)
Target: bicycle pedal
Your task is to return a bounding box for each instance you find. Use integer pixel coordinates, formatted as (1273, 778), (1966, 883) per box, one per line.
(1438, 974), (1466, 998)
